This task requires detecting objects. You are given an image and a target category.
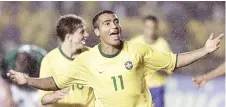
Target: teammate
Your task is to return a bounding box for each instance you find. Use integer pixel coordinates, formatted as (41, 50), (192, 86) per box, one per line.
(7, 10), (224, 107)
(38, 14), (95, 107)
(193, 62), (225, 88)
(130, 15), (172, 107)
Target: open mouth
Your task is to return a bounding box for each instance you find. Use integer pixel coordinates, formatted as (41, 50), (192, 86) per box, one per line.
(110, 32), (120, 40)
(81, 38), (86, 45)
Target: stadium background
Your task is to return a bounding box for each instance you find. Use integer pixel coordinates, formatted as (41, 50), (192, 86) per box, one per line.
(0, 1), (225, 107)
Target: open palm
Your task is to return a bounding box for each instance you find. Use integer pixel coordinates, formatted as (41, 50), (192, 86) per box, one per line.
(204, 33), (224, 54)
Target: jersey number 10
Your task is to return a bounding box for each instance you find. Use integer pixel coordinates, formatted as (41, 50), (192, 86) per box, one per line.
(111, 75), (124, 91)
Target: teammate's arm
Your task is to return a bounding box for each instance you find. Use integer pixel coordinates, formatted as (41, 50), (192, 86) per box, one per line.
(7, 70), (59, 91)
(7, 55), (89, 91)
(41, 88), (69, 105)
(176, 33), (223, 68)
(193, 63), (225, 88)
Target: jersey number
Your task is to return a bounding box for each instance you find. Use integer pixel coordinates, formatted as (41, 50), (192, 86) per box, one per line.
(111, 75), (124, 91)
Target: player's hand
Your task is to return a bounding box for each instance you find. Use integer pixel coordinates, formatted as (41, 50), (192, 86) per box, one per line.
(54, 88), (69, 100)
(7, 69), (28, 85)
(192, 75), (209, 88)
(204, 33), (224, 54)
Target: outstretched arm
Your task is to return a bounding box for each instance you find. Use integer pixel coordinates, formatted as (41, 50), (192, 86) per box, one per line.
(193, 63), (225, 88)
(176, 33), (223, 69)
(7, 70), (59, 91)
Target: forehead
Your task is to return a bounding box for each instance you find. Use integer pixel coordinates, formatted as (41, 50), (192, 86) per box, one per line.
(98, 13), (118, 22)
(145, 20), (157, 26)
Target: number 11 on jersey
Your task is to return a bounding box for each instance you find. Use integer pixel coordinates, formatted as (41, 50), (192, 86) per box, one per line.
(111, 75), (124, 91)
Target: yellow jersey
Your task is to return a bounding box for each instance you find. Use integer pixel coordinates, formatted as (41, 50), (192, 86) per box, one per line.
(53, 41), (177, 107)
(39, 47), (95, 107)
(130, 35), (172, 87)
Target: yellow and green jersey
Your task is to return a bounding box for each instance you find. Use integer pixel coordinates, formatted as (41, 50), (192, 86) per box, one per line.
(130, 35), (172, 87)
(39, 46), (95, 107)
(53, 41), (177, 107)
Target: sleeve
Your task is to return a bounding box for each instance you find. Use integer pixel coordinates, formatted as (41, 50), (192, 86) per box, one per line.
(142, 45), (178, 76)
(38, 57), (54, 100)
(53, 55), (89, 89)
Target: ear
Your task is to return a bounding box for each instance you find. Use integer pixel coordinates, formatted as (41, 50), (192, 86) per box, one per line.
(94, 28), (100, 37)
(66, 34), (72, 42)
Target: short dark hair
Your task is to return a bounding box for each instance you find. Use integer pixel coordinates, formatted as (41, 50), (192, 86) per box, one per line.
(56, 14), (84, 42)
(143, 15), (158, 24)
(92, 10), (115, 29)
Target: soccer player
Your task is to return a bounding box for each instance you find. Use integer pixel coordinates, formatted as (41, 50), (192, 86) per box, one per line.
(7, 10), (224, 107)
(37, 15), (95, 107)
(130, 15), (172, 107)
(193, 62), (225, 88)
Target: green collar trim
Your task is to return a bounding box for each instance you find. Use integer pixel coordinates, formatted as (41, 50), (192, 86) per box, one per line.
(98, 42), (123, 58)
(59, 46), (74, 61)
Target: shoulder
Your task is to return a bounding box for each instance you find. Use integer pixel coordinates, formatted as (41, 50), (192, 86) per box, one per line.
(41, 48), (59, 62)
(124, 41), (154, 55)
(129, 35), (144, 43)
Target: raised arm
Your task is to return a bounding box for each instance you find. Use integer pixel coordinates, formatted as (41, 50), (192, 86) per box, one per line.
(176, 33), (224, 68)
(7, 70), (59, 91)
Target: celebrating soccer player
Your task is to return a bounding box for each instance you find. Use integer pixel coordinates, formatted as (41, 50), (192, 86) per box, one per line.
(38, 14), (95, 107)
(7, 10), (224, 107)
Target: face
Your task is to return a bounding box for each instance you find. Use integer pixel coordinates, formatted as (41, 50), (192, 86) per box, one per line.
(69, 24), (89, 52)
(144, 20), (158, 39)
(95, 13), (121, 46)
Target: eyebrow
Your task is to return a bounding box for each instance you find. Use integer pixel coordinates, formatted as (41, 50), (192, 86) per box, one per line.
(103, 20), (111, 23)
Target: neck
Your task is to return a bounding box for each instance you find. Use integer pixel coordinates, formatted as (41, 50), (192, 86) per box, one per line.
(61, 42), (81, 59)
(99, 41), (122, 58)
(144, 34), (158, 44)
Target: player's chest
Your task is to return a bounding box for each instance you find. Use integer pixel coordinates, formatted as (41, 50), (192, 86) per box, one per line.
(89, 55), (142, 76)
(88, 55), (145, 93)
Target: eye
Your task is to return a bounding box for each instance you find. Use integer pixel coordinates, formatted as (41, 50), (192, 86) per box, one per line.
(115, 20), (119, 24)
(105, 22), (110, 26)
(80, 30), (84, 34)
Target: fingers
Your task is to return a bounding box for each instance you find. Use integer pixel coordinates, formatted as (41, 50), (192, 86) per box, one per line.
(61, 88), (69, 93)
(6, 72), (11, 77)
(9, 69), (17, 75)
(208, 33), (214, 40)
(192, 77), (202, 88)
(214, 33), (224, 40)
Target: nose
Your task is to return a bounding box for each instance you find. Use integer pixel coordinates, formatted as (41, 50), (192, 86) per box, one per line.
(111, 22), (117, 29)
(84, 31), (89, 38)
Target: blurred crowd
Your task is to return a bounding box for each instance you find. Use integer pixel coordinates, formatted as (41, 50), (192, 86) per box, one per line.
(0, 1), (225, 107)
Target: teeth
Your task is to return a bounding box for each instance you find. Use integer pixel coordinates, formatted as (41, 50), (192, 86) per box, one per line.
(81, 40), (86, 44)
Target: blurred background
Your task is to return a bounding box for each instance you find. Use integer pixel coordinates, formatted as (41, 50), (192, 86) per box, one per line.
(0, 1), (225, 107)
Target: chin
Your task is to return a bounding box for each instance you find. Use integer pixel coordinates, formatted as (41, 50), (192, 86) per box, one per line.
(111, 40), (121, 46)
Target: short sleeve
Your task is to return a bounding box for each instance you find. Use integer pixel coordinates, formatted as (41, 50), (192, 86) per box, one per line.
(39, 57), (54, 100)
(142, 45), (177, 75)
(53, 55), (89, 89)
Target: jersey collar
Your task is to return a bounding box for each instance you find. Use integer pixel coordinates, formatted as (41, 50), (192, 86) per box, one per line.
(98, 41), (123, 58)
(59, 46), (74, 61)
